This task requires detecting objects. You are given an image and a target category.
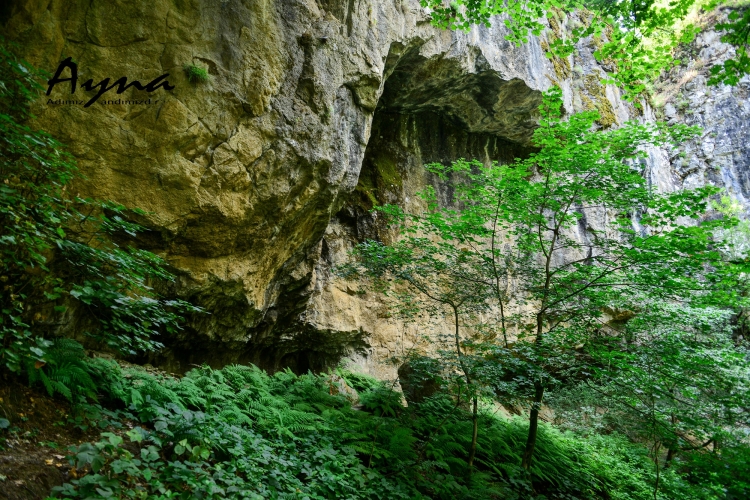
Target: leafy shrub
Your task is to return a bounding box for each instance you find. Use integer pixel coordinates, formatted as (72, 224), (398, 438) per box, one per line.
(337, 367), (382, 393)
(0, 41), (201, 373)
(681, 442), (750, 500)
(56, 363), (417, 499)
(49, 360), (736, 500)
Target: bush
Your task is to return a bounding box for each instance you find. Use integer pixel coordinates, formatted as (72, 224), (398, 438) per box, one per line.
(26, 338), (96, 401)
(0, 41), (200, 374)
(56, 363), (417, 499)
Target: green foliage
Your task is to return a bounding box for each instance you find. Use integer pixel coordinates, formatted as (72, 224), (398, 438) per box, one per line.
(419, 0), (748, 100)
(336, 367), (383, 393)
(0, 41), (201, 373)
(708, 5), (750, 86)
(26, 338), (96, 402)
(587, 304), (749, 445)
(683, 441), (750, 498)
(56, 362), (418, 499)
(713, 192), (750, 261)
(49, 360), (734, 499)
(548, 304), (750, 495)
(183, 64), (210, 83)
(347, 86), (747, 482)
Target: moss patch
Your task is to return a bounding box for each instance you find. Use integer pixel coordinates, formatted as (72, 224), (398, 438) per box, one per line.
(373, 155), (402, 192)
(183, 64), (210, 83)
(353, 154), (403, 210)
(552, 54), (571, 80)
(542, 34), (571, 81)
(548, 16), (563, 39)
(353, 175), (378, 210)
(583, 74), (616, 127)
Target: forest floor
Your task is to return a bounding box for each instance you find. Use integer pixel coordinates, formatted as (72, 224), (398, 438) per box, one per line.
(0, 380), (95, 500)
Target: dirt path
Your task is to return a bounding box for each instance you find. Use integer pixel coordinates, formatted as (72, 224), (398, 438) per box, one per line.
(0, 380), (98, 500)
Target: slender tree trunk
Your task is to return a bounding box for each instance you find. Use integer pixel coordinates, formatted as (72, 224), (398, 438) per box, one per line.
(499, 298), (508, 348)
(665, 411), (676, 468)
(653, 441), (661, 500)
(521, 382), (545, 470)
(451, 304), (479, 474)
(490, 196), (509, 349)
(522, 308), (548, 470)
(468, 395), (478, 473)
(665, 447), (676, 467)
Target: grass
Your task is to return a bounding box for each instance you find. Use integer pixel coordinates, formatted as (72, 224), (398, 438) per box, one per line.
(184, 64), (209, 83)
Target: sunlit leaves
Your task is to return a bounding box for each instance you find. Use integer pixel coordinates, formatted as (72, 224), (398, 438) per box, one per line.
(708, 6), (750, 86)
(348, 87), (744, 471)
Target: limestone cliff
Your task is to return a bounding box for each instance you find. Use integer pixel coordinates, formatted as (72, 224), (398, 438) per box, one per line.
(1, 1), (746, 379)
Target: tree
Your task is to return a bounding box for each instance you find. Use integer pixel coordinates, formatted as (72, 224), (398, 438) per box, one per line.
(0, 41), (200, 375)
(349, 87), (742, 471)
(585, 302), (748, 497)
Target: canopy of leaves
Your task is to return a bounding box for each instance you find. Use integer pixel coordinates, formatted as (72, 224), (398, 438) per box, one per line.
(346, 86), (748, 484)
(708, 4), (750, 85)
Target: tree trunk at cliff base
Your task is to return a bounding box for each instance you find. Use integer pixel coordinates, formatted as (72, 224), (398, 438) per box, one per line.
(452, 304), (479, 475)
(521, 383), (545, 470)
(468, 395), (478, 473)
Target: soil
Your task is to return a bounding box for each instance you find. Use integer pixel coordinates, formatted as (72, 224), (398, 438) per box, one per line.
(0, 378), (98, 500)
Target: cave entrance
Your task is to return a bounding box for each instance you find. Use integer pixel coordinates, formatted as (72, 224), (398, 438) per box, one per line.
(340, 43), (540, 237)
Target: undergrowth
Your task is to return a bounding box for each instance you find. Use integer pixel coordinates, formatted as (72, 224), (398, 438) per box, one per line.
(42, 357), (730, 500)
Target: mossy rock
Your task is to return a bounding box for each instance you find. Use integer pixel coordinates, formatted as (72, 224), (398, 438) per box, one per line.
(373, 156), (402, 192)
(583, 74), (616, 127)
(352, 154), (403, 210)
(542, 34), (570, 81)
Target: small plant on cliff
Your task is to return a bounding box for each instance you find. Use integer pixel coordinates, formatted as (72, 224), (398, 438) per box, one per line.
(183, 63), (209, 83)
(0, 41), (201, 375)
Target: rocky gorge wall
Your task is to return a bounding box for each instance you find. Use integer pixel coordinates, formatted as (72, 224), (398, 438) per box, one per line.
(2, 1), (746, 380)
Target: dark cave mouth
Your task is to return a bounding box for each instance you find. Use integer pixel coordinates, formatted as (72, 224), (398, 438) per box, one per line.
(340, 44), (539, 235)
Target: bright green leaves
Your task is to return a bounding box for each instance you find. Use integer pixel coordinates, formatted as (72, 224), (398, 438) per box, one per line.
(54, 362), (418, 499)
(708, 6), (750, 86)
(25, 338), (98, 402)
(419, 0), (550, 40)
(39, 353), (746, 498)
(582, 303), (750, 472)
(350, 87), (745, 472)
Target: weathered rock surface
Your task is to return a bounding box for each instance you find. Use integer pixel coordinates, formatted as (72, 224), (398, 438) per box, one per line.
(647, 11), (750, 202)
(2, 1), (747, 379)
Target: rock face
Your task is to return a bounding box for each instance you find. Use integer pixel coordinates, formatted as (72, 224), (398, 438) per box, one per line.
(2, 1), (746, 378)
(647, 13), (750, 202)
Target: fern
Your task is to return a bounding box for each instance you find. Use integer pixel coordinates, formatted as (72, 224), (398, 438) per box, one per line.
(50, 358), (704, 500)
(26, 339), (96, 401)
